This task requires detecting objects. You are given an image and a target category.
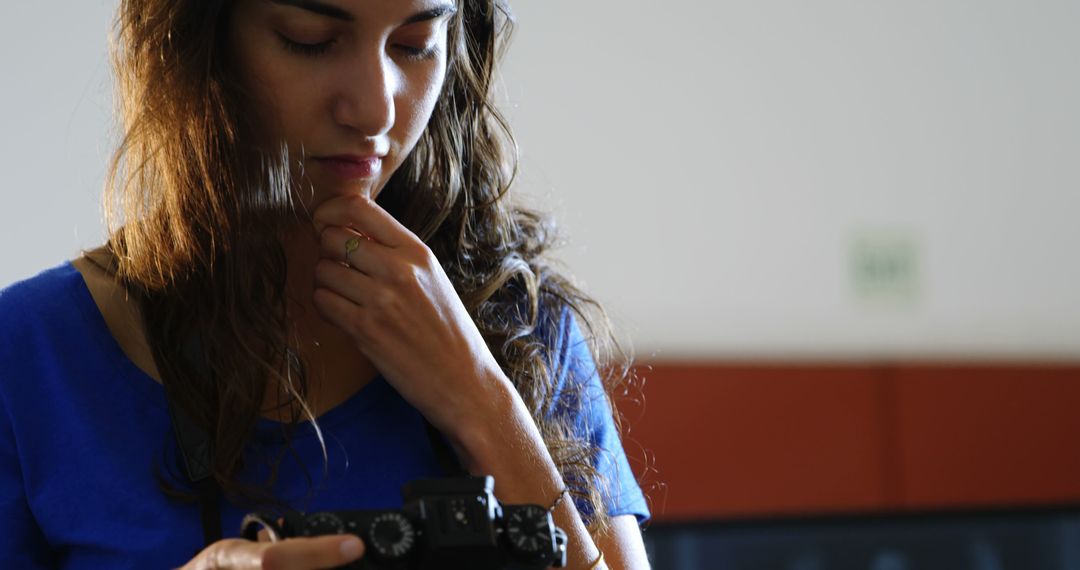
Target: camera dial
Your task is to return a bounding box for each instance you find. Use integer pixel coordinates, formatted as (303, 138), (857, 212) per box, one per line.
(368, 512), (417, 560)
(505, 505), (553, 556)
(302, 513), (345, 536)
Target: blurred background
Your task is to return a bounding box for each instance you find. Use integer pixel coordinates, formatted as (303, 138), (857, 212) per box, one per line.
(2, 0), (1079, 568)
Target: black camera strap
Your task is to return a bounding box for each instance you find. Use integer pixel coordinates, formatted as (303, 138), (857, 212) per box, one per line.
(166, 398), (224, 547)
(166, 335), (467, 549)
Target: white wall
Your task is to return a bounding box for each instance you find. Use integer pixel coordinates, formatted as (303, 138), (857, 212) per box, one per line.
(0, 1), (115, 284)
(2, 0), (1078, 361)
(499, 0), (1080, 360)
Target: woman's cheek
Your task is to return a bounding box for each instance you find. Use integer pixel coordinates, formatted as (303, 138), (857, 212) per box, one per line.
(406, 65), (448, 137)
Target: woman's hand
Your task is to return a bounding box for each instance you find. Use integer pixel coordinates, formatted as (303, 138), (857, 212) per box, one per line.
(178, 533), (364, 569)
(310, 194), (512, 438)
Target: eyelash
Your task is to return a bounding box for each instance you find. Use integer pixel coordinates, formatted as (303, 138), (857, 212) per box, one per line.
(278, 35), (335, 56)
(277, 34), (439, 61)
(398, 45), (441, 61)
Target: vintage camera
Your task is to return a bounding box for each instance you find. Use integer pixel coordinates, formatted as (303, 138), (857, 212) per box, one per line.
(240, 476), (568, 569)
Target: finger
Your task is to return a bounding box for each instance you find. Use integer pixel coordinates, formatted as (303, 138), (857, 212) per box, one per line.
(319, 225), (392, 277)
(312, 285), (368, 341)
(314, 258), (374, 307)
(197, 538), (270, 569)
(262, 535), (365, 570)
(312, 194), (411, 248)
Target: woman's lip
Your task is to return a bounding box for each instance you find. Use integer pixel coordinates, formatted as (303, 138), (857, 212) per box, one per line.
(314, 156), (382, 180)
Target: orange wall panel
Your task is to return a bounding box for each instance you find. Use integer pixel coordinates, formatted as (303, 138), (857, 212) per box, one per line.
(620, 362), (1080, 523)
(891, 365), (1080, 509)
(621, 364), (888, 521)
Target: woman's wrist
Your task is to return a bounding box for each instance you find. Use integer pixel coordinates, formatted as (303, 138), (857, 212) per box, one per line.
(442, 371), (607, 569)
(441, 369), (522, 475)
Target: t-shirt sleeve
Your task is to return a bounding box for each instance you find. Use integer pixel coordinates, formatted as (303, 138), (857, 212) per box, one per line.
(545, 306), (651, 526)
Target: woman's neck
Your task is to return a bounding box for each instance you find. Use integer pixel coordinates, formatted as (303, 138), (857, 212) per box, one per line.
(267, 223), (378, 419)
(282, 224), (323, 326)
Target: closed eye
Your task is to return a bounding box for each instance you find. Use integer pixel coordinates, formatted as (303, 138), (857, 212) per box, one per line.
(276, 32), (441, 62)
(277, 33), (336, 56)
(395, 44), (440, 61)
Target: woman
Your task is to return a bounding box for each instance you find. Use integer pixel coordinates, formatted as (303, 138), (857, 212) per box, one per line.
(0, 0), (651, 568)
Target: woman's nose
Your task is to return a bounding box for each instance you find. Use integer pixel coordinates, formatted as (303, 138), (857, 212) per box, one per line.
(331, 50), (397, 137)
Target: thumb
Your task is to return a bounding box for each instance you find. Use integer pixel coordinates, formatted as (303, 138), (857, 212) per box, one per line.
(188, 538), (272, 569)
(261, 535), (366, 569)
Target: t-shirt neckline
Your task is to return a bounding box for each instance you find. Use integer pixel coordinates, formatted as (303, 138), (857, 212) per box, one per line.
(61, 259), (387, 439)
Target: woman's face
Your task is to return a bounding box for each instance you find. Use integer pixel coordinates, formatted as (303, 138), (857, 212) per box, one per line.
(228, 0), (457, 213)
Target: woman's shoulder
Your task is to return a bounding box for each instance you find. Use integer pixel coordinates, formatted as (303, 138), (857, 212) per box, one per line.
(0, 251), (140, 363)
(542, 302), (596, 376)
(0, 259), (98, 388)
(0, 252), (163, 399)
(538, 301), (610, 418)
(0, 260), (86, 332)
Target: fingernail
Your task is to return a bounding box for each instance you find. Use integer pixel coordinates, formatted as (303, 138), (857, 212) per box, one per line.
(340, 537), (364, 560)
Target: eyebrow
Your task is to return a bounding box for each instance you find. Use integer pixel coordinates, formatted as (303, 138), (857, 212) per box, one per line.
(270, 0), (353, 20)
(402, 4), (458, 25)
(268, 0), (458, 25)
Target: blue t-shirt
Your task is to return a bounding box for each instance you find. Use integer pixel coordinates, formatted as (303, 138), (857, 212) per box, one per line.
(0, 261), (649, 569)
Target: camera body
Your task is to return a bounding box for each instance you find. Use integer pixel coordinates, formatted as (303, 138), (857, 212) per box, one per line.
(241, 476), (568, 570)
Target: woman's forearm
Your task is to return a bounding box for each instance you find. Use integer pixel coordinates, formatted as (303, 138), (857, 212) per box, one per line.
(446, 372), (608, 570)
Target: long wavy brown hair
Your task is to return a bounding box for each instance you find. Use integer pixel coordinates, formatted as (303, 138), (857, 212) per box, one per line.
(97, 0), (647, 537)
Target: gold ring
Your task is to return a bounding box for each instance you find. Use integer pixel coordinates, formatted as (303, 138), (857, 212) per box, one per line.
(344, 236), (361, 268)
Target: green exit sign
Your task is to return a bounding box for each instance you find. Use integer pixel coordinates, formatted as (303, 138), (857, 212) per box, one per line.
(850, 230), (920, 304)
